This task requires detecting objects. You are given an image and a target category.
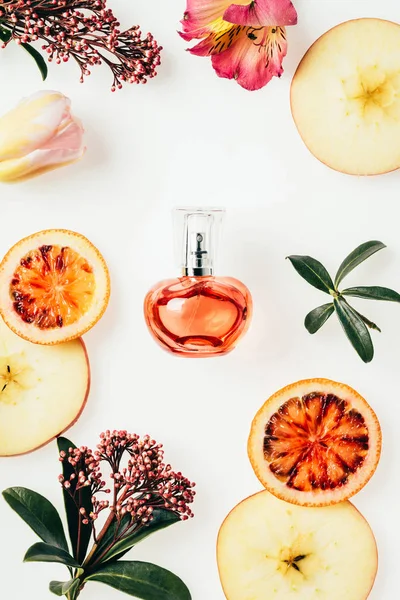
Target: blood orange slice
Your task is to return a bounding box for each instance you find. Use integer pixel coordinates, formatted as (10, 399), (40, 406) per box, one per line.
(248, 379), (381, 506)
(0, 230), (110, 345)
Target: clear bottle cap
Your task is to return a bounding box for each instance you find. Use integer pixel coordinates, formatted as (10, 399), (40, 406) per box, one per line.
(173, 207), (225, 276)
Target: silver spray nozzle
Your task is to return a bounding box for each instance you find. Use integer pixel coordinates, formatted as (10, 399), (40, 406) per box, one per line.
(187, 231), (211, 275)
(173, 207), (225, 277)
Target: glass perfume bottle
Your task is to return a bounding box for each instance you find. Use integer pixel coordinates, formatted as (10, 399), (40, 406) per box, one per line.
(144, 208), (252, 357)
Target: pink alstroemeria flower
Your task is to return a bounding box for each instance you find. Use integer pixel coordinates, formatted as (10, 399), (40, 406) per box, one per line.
(180, 0), (298, 91)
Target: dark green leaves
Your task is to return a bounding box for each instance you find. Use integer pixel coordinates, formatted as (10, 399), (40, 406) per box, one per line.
(305, 303), (335, 334)
(99, 510), (181, 564)
(86, 561), (191, 600)
(0, 28), (48, 79)
(334, 241), (386, 287)
(57, 437), (93, 564)
(2, 437), (192, 600)
(90, 513), (131, 564)
(288, 240), (400, 362)
(24, 542), (80, 568)
(0, 26), (11, 43)
(21, 42), (48, 80)
(342, 286), (400, 302)
(49, 579), (80, 597)
(286, 255), (334, 293)
(334, 298), (374, 363)
(351, 308), (381, 332)
(89, 510), (180, 567)
(2, 488), (69, 552)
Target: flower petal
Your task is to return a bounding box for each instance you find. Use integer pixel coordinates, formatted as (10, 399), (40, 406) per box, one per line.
(41, 115), (84, 152)
(211, 26), (288, 90)
(188, 24), (244, 56)
(181, 0), (248, 39)
(0, 145), (85, 183)
(0, 91), (69, 161)
(224, 0), (297, 27)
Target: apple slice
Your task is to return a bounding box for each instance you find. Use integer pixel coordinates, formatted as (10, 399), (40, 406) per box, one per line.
(0, 317), (90, 456)
(291, 18), (400, 175)
(218, 491), (378, 600)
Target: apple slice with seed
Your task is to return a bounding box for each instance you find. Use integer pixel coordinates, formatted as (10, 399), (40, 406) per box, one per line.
(0, 317), (90, 456)
(291, 18), (400, 175)
(217, 491), (378, 600)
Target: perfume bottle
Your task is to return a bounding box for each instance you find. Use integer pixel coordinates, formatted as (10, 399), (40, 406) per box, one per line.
(144, 208), (252, 357)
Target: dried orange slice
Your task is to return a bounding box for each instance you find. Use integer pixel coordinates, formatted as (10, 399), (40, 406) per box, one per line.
(0, 230), (110, 345)
(248, 379), (381, 506)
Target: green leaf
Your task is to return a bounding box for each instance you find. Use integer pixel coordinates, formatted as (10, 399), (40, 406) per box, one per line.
(342, 286), (400, 303)
(333, 298), (374, 363)
(57, 437), (93, 565)
(334, 241), (386, 288)
(0, 26), (12, 43)
(90, 513), (131, 564)
(24, 542), (80, 568)
(2, 487), (69, 552)
(21, 42), (48, 80)
(100, 510), (181, 564)
(287, 255), (334, 294)
(305, 303), (335, 334)
(49, 578), (80, 597)
(85, 561), (191, 600)
(351, 308), (381, 332)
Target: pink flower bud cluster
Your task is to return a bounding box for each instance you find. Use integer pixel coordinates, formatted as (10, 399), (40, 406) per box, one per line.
(0, 0), (162, 89)
(59, 431), (195, 532)
(96, 430), (196, 521)
(59, 445), (112, 524)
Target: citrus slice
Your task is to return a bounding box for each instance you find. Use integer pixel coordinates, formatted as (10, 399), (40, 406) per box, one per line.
(248, 379), (381, 506)
(0, 316), (90, 456)
(217, 490), (378, 600)
(0, 230), (110, 344)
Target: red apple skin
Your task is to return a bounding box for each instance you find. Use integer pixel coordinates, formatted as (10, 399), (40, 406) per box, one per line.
(350, 501), (379, 600)
(216, 492), (378, 600)
(290, 17), (400, 177)
(0, 337), (91, 458)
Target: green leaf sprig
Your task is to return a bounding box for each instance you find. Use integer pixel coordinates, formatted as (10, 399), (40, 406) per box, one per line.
(0, 25), (48, 80)
(2, 432), (195, 600)
(287, 241), (400, 363)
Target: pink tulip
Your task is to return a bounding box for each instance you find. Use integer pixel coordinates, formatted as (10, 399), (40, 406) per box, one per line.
(0, 91), (85, 182)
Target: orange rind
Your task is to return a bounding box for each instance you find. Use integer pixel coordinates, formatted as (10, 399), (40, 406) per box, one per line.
(248, 379), (381, 506)
(0, 229), (110, 345)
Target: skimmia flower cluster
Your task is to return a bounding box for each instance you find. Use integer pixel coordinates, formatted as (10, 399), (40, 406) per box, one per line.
(180, 0), (298, 91)
(3, 432), (195, 600)
(0, 0), (162, 90)
(59, 431), (195, 535)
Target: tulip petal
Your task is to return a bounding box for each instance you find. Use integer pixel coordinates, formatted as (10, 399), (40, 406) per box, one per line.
(223, 0), (297, 27)
(0, 145), (85, 183)
(41, 116), (84, 151)
(0, 91), (68, 161)
(210, 25), (288, 91)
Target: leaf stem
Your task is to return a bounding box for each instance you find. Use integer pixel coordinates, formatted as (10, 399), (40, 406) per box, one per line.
(67, 589), (80, 600)
(89, 520), (140, 569)
(81, 481), (132, 568)
(82, 510), (117, 568)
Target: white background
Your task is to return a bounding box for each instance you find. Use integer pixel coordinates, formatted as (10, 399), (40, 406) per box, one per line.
(0, 0), (398, 598)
